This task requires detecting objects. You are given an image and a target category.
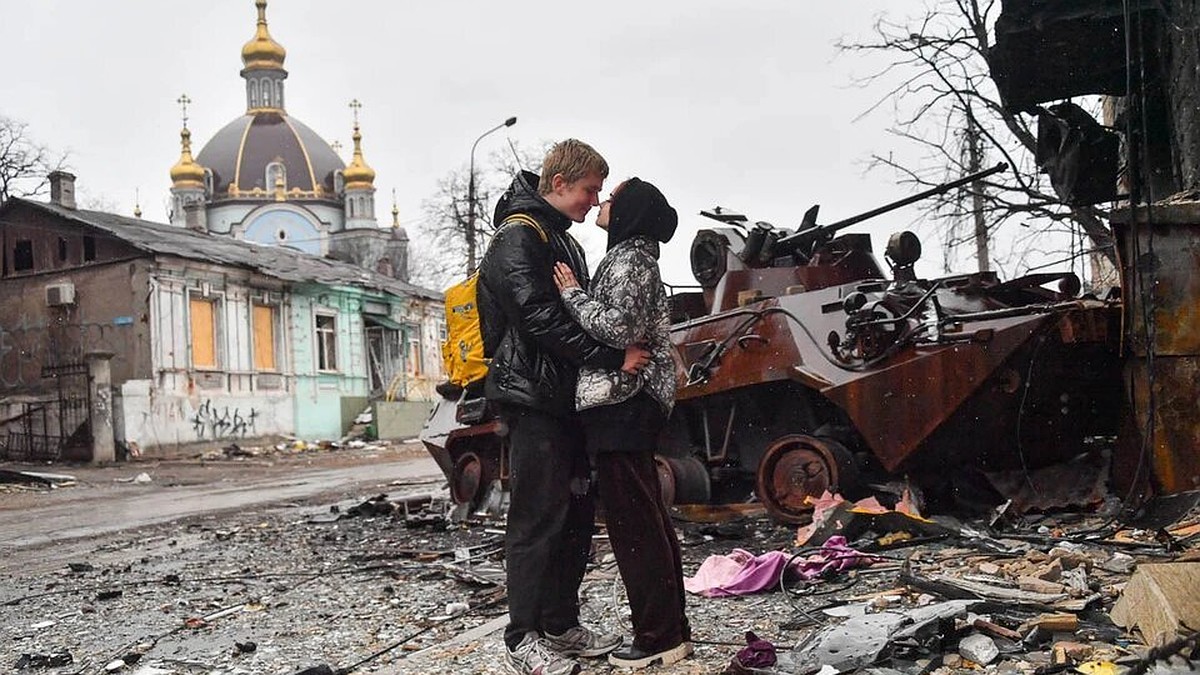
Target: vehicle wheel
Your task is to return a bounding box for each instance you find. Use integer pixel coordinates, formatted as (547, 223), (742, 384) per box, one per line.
(755, 434), (855, 524)
(450, 451), (484, 505)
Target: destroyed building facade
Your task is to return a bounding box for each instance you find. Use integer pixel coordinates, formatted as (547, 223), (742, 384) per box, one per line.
(0, 172), (444, 461)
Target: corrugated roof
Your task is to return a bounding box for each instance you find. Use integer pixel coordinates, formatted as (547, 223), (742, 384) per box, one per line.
(6, 198), (441, 301)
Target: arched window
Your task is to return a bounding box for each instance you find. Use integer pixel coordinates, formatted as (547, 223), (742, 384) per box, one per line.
(266, 162), (286, 192)
(248, 80), (260, 108)
(261, 78), (273, 107)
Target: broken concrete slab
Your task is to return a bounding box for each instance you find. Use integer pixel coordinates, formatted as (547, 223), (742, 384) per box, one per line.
(958, 633), (999, 665)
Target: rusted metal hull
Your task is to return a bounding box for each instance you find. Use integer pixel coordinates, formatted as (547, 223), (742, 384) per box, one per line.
(1113, 204), (1200, 496)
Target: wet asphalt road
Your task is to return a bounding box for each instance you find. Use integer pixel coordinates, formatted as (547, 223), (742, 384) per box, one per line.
(0, 450), (442, 574)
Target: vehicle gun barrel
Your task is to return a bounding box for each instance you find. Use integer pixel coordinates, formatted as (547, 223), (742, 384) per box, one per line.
(777, 162), (1008, 254)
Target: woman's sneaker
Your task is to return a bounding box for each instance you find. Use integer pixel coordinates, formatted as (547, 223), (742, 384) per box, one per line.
(505, 632), (579, 675)
(607, 641), (693, 669)
(543, 625), (622, 658)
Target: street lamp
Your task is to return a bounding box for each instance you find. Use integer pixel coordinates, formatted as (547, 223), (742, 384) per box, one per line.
(466, 116), (517, 274)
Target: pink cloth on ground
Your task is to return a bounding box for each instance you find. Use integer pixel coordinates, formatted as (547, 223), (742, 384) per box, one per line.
(683, 535), (874, 597)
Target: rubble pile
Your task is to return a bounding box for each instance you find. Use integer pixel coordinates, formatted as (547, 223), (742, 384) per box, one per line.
(1, 481), (1198, 673)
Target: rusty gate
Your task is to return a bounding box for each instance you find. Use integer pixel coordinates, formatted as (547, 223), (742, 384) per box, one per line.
(3, 362), (92, 461)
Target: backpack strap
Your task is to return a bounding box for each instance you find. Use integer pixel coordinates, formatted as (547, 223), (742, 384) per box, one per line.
(501, 213), (549, 243)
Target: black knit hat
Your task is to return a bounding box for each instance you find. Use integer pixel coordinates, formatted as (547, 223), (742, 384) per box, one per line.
(607, 177), (678, 250)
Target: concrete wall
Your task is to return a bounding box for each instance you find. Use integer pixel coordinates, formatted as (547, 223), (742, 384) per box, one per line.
(373, 400), (434, 440)
(117, 378), (293, 453)
(0, 260), (147, 393)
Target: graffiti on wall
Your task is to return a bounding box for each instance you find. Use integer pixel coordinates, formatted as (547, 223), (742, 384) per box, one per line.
(190, 399), (260, 440)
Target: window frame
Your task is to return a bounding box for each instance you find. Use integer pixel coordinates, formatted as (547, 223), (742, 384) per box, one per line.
(314, 312), (338, 372)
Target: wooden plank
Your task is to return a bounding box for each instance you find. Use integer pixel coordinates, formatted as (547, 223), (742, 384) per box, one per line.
(252, 304), (276, 370)
(189, 297), (216, 368)
(1110, 563), (1200, 646)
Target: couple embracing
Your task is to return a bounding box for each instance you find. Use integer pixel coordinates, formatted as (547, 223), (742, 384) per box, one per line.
(477, 139), (690, 674)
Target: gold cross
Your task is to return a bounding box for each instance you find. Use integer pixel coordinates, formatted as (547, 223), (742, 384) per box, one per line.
(177, 93), (192, 128)
(349, 98), (362, 126)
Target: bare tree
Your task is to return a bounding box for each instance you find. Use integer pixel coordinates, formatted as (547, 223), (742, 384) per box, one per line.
(838, 1), (1116, 276)
(0, 115), (68, 204)
(410, 141), (546, 290)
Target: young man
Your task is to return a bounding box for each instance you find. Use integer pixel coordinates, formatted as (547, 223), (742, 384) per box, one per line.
(478, 139), (649, 675)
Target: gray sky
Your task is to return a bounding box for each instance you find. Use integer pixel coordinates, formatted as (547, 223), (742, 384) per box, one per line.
(1, 0), (980, 285)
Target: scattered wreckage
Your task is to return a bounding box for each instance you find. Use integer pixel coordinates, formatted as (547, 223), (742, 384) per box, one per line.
(422, 163), (1123, 523)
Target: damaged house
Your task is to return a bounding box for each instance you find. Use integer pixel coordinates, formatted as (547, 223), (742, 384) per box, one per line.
(0, 173), (444, 461)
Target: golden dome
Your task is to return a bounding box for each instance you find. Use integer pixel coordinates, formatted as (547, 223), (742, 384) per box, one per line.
(170, 127), (207, 188)
(343, 125), (376, 190)
(241, 0), (286, 71)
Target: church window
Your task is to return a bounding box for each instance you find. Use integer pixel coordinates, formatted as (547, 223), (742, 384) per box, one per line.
(261, 78), (272, 107)
(249, 80), (260, 108)
(333, 170), (345, 194)
(57, 237), (68, 263)
(315, 314), (338, 371)
(266, 162), (286, 192)
(13, 239), (34, 272)
(189, 295), (220, 369)
(204, 168), (214, 195)
(83, 236), (96, 262)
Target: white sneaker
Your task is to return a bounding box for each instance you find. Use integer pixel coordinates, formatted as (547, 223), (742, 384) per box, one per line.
(543, 624), (622, 658)
(505, 632), (579, 675)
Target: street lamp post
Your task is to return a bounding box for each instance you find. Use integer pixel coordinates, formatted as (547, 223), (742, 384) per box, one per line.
(466, 116), (517, 274)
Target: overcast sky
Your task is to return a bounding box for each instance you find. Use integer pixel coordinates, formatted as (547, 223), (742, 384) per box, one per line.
(1, 0), (999, 285)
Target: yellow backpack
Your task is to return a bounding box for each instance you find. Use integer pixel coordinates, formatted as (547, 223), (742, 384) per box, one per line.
(441, 214), (548, 386)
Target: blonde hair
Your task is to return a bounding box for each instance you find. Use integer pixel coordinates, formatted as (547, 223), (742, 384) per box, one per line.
(539, 139), (609, 195)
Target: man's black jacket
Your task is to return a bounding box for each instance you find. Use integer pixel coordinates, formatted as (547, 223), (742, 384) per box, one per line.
(478, 171), (624, 416)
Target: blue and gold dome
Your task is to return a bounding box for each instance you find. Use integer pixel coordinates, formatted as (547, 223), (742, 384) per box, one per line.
(186, 0), (345, 202)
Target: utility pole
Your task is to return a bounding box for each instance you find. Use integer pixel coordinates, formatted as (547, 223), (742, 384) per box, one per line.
(965, 105), (990, 273)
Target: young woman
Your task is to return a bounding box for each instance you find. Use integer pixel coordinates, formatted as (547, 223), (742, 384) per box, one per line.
(552, 177), (691, 669)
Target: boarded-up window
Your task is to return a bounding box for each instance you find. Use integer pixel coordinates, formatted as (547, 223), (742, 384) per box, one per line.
(252, 304), (277, 371)
(316, 314), (337, 371)
(190, 297), (217, 369)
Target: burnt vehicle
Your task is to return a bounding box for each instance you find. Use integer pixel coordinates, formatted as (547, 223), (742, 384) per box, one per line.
(422, 164), (1123, 523)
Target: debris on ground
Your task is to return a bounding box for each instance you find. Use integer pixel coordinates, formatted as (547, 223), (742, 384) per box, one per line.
(0, 469), (77, 489)
(4, 461), (1200, 673)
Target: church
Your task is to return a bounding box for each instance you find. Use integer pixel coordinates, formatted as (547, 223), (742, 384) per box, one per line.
(0, 0), (443, 461)
(168, 0), (408, 280)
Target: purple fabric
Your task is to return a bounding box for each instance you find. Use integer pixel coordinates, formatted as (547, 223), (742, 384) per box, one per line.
(735, 631), (777, 668)
(684, 535), (876, 597)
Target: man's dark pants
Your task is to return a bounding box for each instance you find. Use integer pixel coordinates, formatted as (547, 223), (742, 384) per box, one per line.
(501, 404), (595, 650)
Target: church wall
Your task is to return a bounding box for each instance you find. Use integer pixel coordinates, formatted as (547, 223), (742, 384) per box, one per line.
(209, 202), (343, 242)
